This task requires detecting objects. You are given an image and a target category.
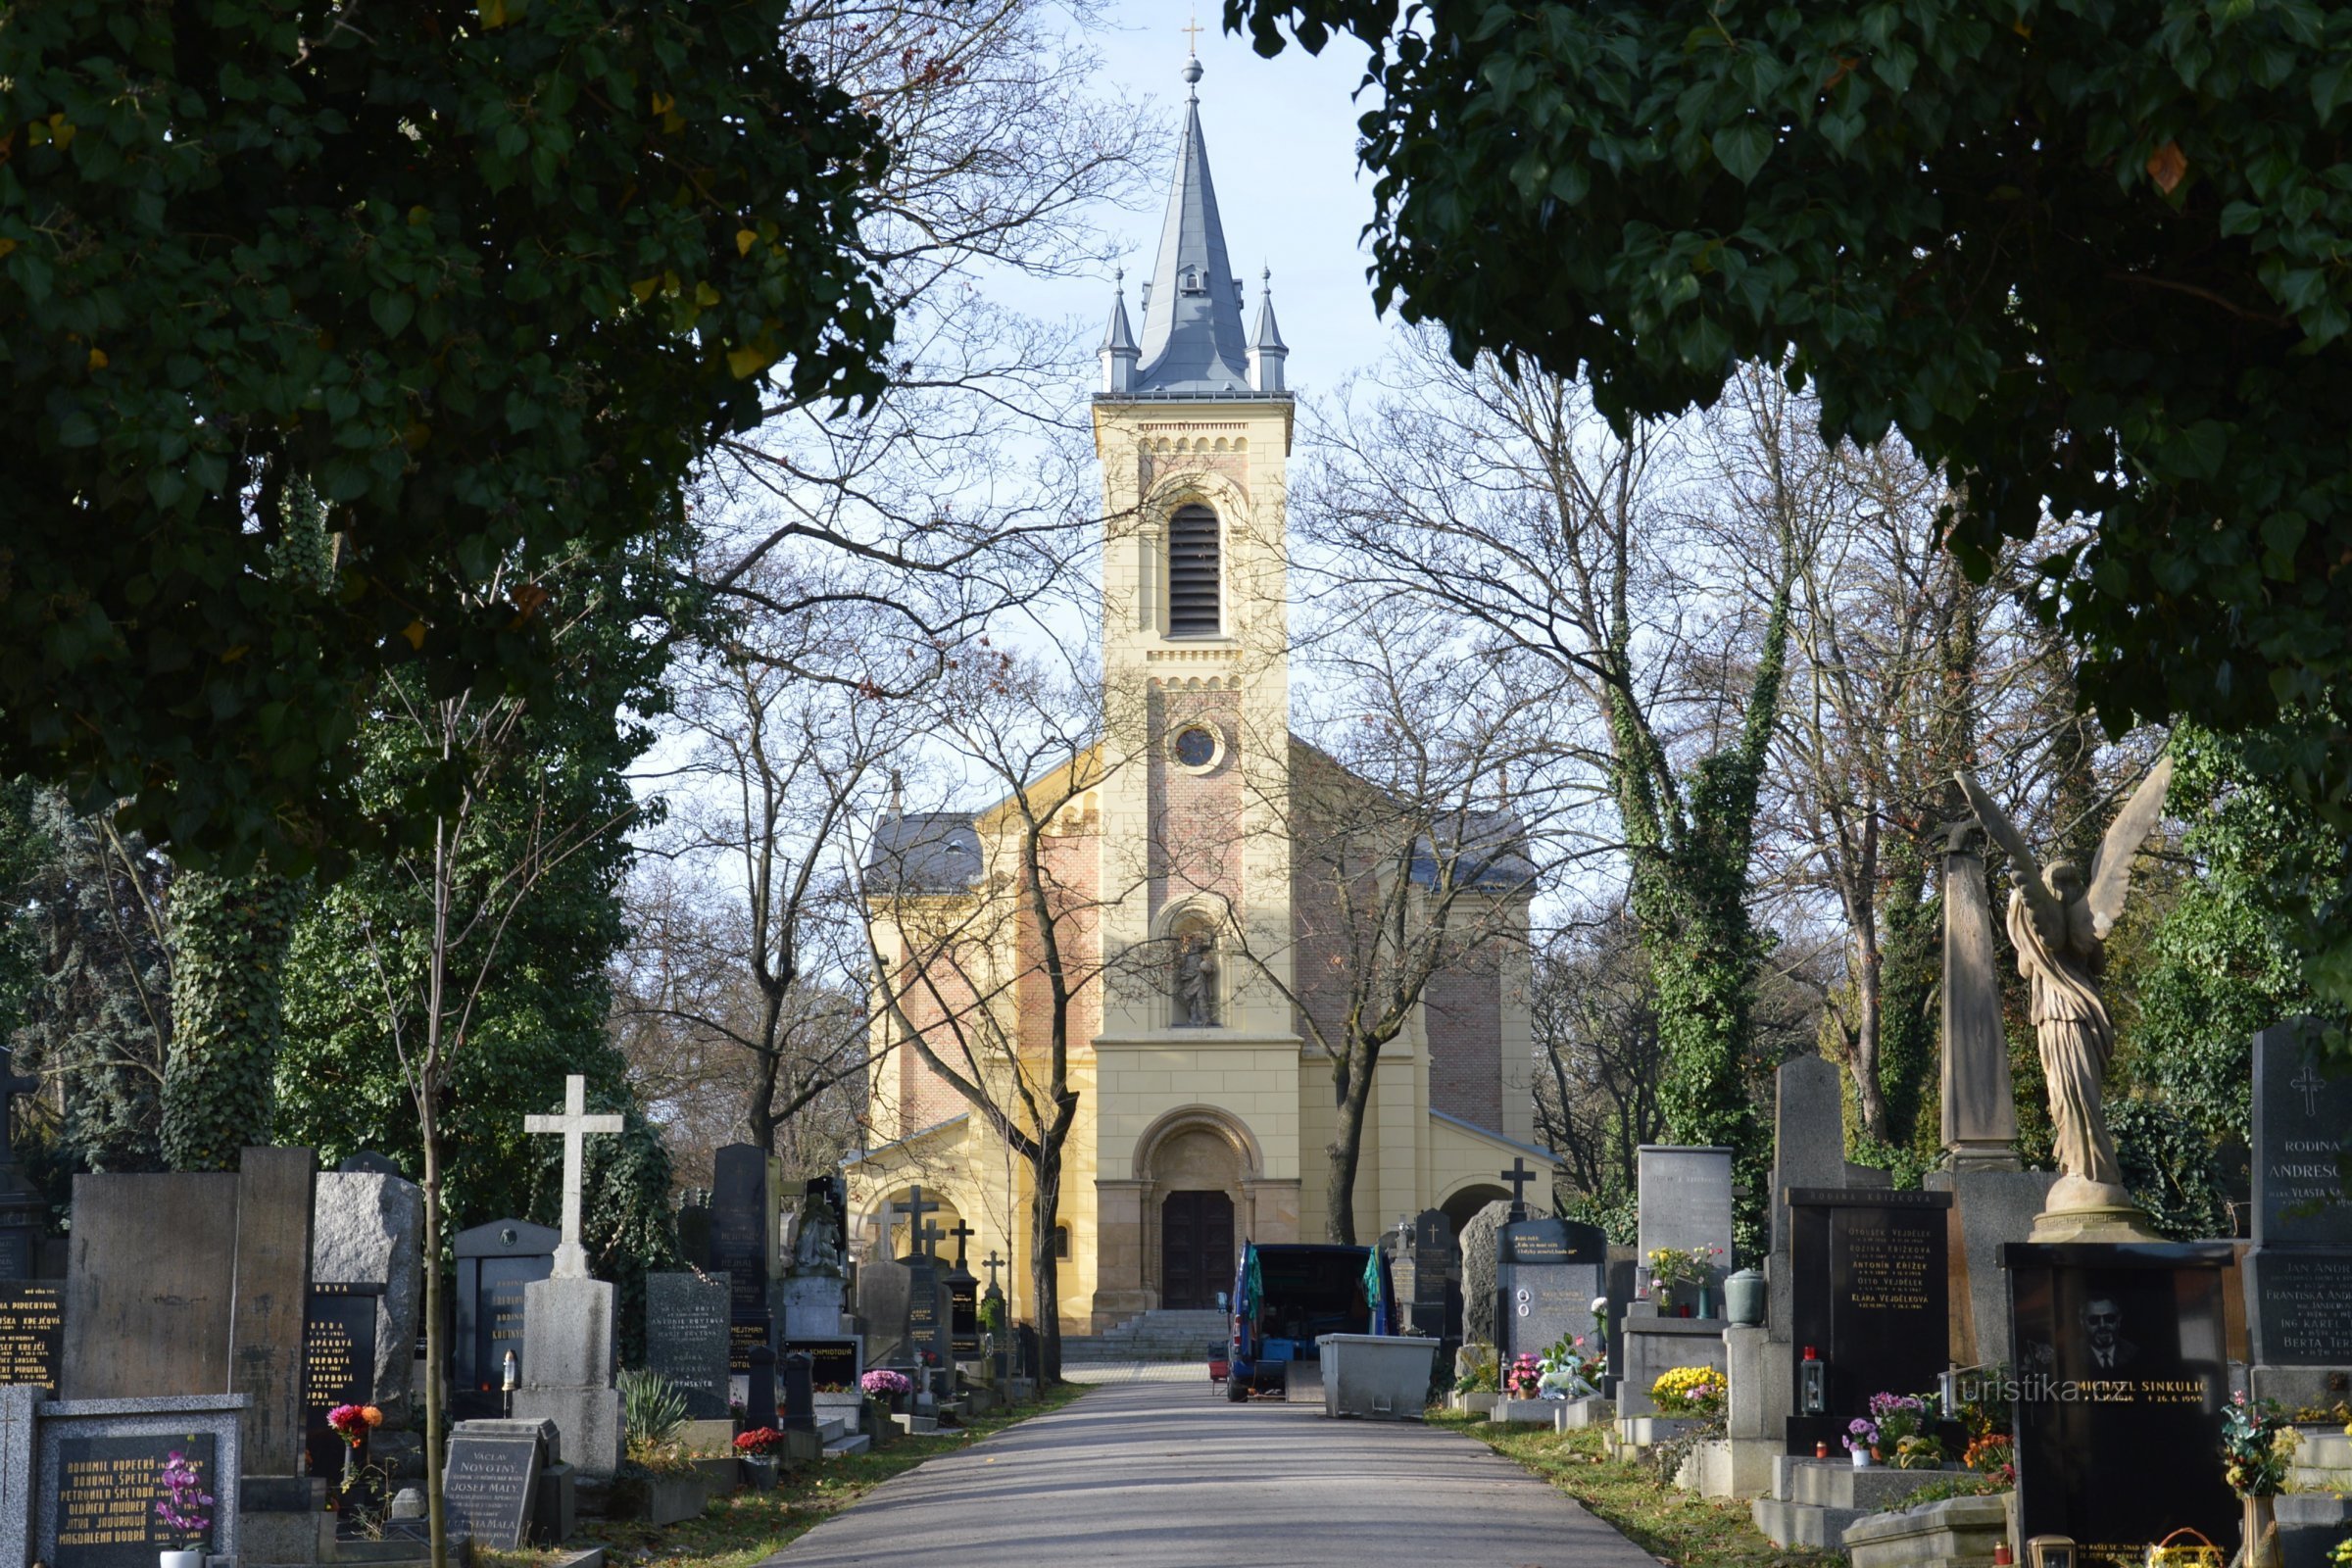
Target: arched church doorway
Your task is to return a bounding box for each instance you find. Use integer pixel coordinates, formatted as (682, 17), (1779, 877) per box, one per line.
(1160, 1190), (1234, 1308)
(1442, 1183), (1513, 1238)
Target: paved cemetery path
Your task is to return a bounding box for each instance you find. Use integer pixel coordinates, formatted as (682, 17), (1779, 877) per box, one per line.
(759, 1379), (1663, 1568)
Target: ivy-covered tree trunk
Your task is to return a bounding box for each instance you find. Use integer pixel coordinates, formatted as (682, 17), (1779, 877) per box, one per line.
(162, 863), (304, 1170)
(1615, 566), (1793, 1222)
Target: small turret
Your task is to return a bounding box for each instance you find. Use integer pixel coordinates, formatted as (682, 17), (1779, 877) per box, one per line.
(1250, 269), (1288, 394)
(1101, 268), (1139, 395)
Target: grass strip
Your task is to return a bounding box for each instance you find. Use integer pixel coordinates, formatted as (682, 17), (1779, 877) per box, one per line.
(1428, 1410), (1843, 1568)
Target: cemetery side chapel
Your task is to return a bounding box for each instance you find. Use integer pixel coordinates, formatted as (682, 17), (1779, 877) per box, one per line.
(849, 57), (1551, 1333)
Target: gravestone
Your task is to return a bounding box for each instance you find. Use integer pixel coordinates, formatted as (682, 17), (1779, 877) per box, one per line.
(302, 1283), (382, 1488)
(1459, 1201), (1511, 1348)
(856, 1258), (912, 1368)
(1783, 1187), (1953, 1455)
(1399, 1209), (1459, 1340)
(946, 1264), (981, 1358)
(2004, 1241), (2236, 1568)
(2245, 1022), (2352, 1403)
(1938, 824), (2021, 1170)
(645, 1273), (731, 1419)
(453, 1218), (558, 1414)
(1636, 1145), (1735, 1294)
(313, 1168), (424, 1423)
(0, 1286), (63, 1390)
(710, 1146), (780, 1372)
(440, 1429), (540, 1550)
(0, 1385), (34, 1568)
(228, 1147), (319, 1478)
(510, 1076), (624, 1481)
(36, 1394), (247, 1568)
(903, 1252), (950, 1369)
(1495, 1215), (1606, 1362)
(62, 1172), (240, 1400)
(781, 1337), (862, 1394)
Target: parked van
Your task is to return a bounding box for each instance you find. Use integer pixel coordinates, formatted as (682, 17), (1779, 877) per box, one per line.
(1220, 1241), (1393, 1400)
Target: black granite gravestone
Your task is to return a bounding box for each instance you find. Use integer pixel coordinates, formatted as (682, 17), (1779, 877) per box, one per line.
(0, 1282), (63, 1388)
(1785, 1187), (1953, 1456)
(745, 1344), (778, 1430)
(1496, 1216), (1606, 1361)
(2005, 1241), (2237, 1568)
(946, 1263), (980, 1357)
(780, 1350), (816, 1433)
(710, 1146), (778, 1372)
(49, 1432), (217, 1568)
(646, 1271), (731, 1418)
(2248, 1023), (2352, 1372)
(783, 1337), (861, 1393)
(1403, 1208), (1458, 1339)
(453, 1218), (558, 1416)
(441, 1430), (540, 1550)
(903, 1253), (950, 1367)
(303, 1282), (383, 1489)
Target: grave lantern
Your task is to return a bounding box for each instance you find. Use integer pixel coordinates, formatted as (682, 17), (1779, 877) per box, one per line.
(2026, 1536), (2076, 1568)
(1798, 1345), (1826, 1415)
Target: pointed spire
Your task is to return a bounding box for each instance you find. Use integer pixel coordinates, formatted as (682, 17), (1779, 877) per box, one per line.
(1250, 267), (1288, 393)
(1101, 267), (1139, 394)
(1132, 56), (1251, 396)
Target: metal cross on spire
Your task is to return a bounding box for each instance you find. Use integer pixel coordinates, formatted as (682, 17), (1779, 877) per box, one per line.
(524, 1074), (624, 1278)
(1182, 9), (1203, 55)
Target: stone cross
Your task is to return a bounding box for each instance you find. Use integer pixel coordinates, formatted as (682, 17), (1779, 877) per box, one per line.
(1500, 1157), (1536, 1222)
(947, 1218), (976, 1266)
(916, 1220), (946, 1260)
(523, 1074), (624, 1278)
(982, 1250), (1004, 1290)
(888, 1186), (940, 1256)
(0, 1051), (37, 1170)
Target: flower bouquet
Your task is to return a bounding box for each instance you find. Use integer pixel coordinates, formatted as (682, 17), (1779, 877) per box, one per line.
(323, 1403), (384, 1494)
(1504, 1353), (1543, 1400)
(1866, 1392), (1941, 1469)
(1645, 1246), (1722, 1315)
(860, 1368), (913, 1405)
(733, 1428), (784, 1456)
(1963, 1433), (2015, 1485)
(156, 1449), (214, 1568)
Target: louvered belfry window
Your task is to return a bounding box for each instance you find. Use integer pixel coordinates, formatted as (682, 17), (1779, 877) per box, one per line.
(1167, 505), (1221, 636)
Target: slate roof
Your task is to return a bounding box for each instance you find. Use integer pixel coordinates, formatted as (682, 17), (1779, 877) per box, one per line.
(864, 810), (983, 894)
(1130, 58), (1255, 397)
(1409, 810), (1536, 893)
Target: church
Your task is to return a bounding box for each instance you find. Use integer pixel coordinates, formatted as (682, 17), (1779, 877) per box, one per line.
(848, 56), (1551, 1335)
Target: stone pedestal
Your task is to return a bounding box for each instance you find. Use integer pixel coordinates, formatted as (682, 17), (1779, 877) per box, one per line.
(1926, 1168), (2059, 1368)
(779, 1270), (845, 1339)
(510, 1275), (621, 1480)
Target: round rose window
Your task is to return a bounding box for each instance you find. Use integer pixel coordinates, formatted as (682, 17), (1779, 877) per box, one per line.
(1174, 726), (1218, 768)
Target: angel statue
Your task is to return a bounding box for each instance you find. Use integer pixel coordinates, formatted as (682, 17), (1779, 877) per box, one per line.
(1956, 758), (2172, 1228)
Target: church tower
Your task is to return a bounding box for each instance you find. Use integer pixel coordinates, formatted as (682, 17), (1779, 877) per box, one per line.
(1085, 53), (1306, 1323)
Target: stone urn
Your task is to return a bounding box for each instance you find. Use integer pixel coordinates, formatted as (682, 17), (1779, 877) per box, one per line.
(1723, 1267), (1766, 1327)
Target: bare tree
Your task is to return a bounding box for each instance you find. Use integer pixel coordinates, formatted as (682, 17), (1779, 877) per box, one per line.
(1531, 906), (1664, 1200)
(1297, 336), (1799, 1202)
(698, 2), (1159, 674)
(621, 595), (916, 1163)
(862, 647), (1140, 1382)
(1206, 600), (1572, 1243)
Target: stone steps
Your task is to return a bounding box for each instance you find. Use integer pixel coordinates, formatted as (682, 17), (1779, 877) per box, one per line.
(1751, 1458), (1964, 1553)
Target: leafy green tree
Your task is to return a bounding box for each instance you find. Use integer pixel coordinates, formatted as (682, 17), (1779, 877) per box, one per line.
(1226, 0), (2352, 1023)
(2, 0), (894, 869)
(2, 786), (173, 1177)
(2125, 723), (2339, 1139)
(272, 521), (685, 1568)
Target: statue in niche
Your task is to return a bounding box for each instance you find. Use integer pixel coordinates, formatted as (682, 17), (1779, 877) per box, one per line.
(1956, 758), (2172, 1224)
(1173, 926), (1219, 1027)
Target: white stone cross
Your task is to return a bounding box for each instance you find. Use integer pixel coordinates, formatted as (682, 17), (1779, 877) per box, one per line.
(525, 1074), (624, 1278)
